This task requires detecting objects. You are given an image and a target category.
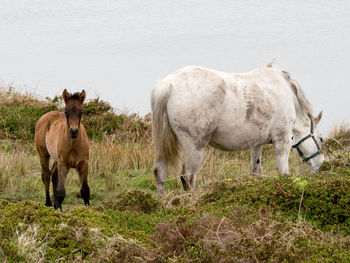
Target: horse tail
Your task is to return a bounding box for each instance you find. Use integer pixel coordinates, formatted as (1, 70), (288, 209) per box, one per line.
(151, 79), (180, 167)
(282, 70), (313, 119)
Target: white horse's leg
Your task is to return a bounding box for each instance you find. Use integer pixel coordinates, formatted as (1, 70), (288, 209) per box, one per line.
(250, 145), (263, 175)
(274, 145), (290, 174)
(181, 142), (205, 191)
(153, 159), (168, 194)
(272, 131), (292, 174)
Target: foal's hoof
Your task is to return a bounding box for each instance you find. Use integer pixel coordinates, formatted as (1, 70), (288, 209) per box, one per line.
(54, 204), (63, 212)
(45, 201), (52, 207)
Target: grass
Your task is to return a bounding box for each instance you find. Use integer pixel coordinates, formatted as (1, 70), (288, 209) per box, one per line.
(0, 87), (350, 262)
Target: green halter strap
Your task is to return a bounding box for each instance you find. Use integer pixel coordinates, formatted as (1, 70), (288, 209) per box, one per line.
(292, 119), (322, 162)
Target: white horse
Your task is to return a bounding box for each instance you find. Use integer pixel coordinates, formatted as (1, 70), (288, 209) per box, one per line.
(151, 61), (324, 193)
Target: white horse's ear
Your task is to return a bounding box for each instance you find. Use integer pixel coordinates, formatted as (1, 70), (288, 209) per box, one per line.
(314, 111), (323, 125)
(80, 90), (86, 103)
(62, 89), (70, 103)
(265, 58), (276, 67)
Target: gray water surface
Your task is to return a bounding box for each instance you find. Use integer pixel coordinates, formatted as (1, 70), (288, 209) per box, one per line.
(1, 0), (349, 133)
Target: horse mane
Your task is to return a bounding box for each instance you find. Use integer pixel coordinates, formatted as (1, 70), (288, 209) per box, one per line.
(282, 70), (313, 119)
(264, 59), (313, 119)
(69, 92), (82, 100)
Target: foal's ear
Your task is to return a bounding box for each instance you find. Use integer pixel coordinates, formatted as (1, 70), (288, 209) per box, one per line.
(62, 89), (70, 103)
(80, 90), (86, 103)
(314, 111), (323, 126)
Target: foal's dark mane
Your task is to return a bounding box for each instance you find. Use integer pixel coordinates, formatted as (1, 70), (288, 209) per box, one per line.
(69, 92), (82, 100)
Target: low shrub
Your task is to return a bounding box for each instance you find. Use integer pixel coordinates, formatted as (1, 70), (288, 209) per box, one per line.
(0, 200), (154, 262)
(153, 210), (350, 262)
(115, 190), (160, 214)
(202, 175), (350, 234)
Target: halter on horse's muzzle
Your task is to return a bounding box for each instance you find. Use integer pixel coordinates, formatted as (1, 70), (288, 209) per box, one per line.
(292, 119), (322, 162)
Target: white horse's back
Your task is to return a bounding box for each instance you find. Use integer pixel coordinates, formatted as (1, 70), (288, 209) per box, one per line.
(165, 65), (296, 150)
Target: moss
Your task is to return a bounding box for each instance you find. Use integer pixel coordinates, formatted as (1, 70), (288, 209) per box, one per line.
(0, 201), (61, 260)
(0, 201), (62, 233)
(114, 190), (160, 214)
(303, 177), (350, 232)
(1, 184), (350, 262)
(320, 153), (350, 172)
(152, 212), (350, 263)
(201, 175), (350, 234)
(305, 243), (350, 263)
(45, 225), (98, 260)
(0, 200), (156, 261)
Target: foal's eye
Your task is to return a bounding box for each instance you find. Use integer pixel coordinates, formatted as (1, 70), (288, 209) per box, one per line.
(320, 137), (324, 143)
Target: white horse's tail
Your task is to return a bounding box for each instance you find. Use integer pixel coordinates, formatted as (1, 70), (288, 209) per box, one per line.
(151, 80), (179, 167)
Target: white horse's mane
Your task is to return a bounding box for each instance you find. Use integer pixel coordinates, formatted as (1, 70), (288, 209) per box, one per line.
(266, 59), (313, 119)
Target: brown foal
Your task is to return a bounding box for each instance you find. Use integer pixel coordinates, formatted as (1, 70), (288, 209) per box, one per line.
(35, 89), (90, 211)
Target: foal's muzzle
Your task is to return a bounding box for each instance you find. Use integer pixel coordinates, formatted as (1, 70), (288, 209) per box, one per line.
(70, 128), (79, 138)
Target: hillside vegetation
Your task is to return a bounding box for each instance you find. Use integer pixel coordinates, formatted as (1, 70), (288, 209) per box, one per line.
(0, 88), (350, 262)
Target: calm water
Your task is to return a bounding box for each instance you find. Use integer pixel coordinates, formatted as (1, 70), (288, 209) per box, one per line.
(0, 0), (349, 133)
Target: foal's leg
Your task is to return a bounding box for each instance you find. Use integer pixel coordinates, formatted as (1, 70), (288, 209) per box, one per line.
(153, 158), (168, 194)
(77, 160), (90, 206)
(39, 154), (52, 207)
(55, 162), (69, 211)
(250, 145), (263, 175)
(51, 161), (58, 205)
(181, 143), (205, 191)
(272, 130), (292, 174)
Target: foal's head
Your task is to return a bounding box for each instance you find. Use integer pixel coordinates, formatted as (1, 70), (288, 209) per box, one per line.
(62, 89), (86, 139)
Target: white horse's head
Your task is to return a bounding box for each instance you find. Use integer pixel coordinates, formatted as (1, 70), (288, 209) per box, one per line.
(292, 111), (324, 173)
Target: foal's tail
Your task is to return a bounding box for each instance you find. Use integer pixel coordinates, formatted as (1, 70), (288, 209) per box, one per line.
(151, 80), (179, 167)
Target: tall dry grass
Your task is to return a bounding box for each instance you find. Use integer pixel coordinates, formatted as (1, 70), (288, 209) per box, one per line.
(14, 224), (48, 263)
(89, 138), (154, 178)
(0, 136), (308, 200)
(328, 121), (349, 138)
(0, 142), (40, 194)
(325, 121), (350, 154)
